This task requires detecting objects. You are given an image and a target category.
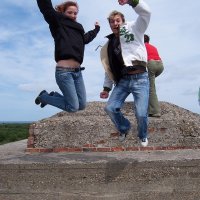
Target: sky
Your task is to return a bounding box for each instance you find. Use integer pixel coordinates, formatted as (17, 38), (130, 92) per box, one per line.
(0, 0), (200, 122)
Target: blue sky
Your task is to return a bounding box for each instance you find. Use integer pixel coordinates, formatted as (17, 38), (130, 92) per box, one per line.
(0, 0), (200, 122)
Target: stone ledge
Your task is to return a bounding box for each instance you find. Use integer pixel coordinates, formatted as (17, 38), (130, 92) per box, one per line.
(1, 148), (200, 200)
(25, 145), (199, 153)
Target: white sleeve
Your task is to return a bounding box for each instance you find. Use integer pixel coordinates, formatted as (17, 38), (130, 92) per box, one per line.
(134, 0), (151, 33)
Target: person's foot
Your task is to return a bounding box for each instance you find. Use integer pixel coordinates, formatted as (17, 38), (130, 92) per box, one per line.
(40, 91), (55, 108)
(35, 90), (47, 105)
(140, 138), (148, 147)
(119, 133), (127, 142)
(40, 103), (46, 108)
(148, 113), (161, 117)
(118, 127), (130, 142)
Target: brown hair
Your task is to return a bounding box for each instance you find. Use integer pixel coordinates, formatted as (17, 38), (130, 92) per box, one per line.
(107, 10), (125, 23)
(144, 34), (150, 43)
(55, 1), (79, 13)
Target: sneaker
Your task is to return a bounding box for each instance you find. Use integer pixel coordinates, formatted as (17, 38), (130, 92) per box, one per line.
(35, 90), (47, 105)
(119, 133), (127, 142)
(40, 91), (55, 108)
(140, 138), (148, 147)
(40, 103), (46, 108)
(118, 126), (131, 142)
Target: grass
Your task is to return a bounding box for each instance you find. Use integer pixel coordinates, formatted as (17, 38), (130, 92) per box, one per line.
(0, 123), (30, 145)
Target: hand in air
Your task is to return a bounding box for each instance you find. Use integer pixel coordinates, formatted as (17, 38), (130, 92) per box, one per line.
(95, 22), (100, 27)
(118, 0), (129, 5)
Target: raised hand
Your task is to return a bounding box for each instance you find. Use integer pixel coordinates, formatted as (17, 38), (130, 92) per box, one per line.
(95, 21), (100, 27)
(118, 0), (129, 5)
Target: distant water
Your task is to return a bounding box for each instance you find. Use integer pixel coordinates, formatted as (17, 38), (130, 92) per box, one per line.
(0, 121), (34, 124)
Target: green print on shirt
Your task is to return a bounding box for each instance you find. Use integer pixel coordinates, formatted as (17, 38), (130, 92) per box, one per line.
(120, 27), (134, 43)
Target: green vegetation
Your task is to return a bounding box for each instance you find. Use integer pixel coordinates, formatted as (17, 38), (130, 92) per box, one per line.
(0, 123), (30, 145)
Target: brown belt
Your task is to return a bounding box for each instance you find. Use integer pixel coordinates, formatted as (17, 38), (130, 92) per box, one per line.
(132, 60), (147, 67)
(127, 69), (146, 75)
(121, 60), (147, 75)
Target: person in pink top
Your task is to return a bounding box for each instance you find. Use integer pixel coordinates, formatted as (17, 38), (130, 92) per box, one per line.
(144, 34), (164, 117)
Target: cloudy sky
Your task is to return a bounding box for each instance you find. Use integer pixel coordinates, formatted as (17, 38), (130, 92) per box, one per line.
(0, 0), (200, 122)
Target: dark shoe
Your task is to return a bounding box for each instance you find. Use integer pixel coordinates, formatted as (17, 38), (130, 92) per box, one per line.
(119, 133), (127, 142)
(49, 91), (55, 96)
(35, 90), (47, 105)
(118, 127), (130, 142)
(40, 103), (46, 108)
(148, 113), (161, 118)
(40, 91), (55, 108)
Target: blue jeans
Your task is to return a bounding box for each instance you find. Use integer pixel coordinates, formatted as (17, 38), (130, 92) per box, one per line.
(105, 72), (149, 140)
(40, 68), (86, 112)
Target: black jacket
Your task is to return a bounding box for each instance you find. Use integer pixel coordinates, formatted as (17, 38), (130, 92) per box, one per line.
(106, 34), (125, 83)
(37, 0), (100, 64)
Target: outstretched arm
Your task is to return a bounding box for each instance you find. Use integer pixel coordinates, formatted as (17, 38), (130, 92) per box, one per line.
(119, 0), (151, 33)
(84, 22), (100, 44)
(37, 0), (58, 25)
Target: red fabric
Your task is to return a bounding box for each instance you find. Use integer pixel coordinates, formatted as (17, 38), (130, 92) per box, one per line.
(145, 43), (161, 61)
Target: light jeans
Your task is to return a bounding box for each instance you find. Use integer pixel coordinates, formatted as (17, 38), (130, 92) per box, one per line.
(40, 68), (86, 112)
(105, 72), (149, 140)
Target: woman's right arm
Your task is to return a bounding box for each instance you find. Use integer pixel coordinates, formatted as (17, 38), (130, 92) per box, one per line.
(36, 0), (58, 25)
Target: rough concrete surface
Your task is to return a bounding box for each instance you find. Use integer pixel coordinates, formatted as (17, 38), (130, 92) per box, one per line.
(29, 101), (200, 149)
(1, 140), (200, 199)
(1, 101), (200, 200)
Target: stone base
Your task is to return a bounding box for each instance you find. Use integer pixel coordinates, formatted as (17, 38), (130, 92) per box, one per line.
(27, 101), (200, 153)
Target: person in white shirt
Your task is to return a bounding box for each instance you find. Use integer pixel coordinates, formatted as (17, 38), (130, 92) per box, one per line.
(100, 0), (151, 147)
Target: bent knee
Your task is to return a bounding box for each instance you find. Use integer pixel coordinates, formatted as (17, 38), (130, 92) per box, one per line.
(65, 107), (79, 112)
(65, 104), (86, 112)
(64, 104), (79, 112)
(105, 104), (120, 113)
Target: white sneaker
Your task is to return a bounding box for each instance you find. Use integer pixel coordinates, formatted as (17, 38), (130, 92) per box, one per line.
(140, 138), (148, 147)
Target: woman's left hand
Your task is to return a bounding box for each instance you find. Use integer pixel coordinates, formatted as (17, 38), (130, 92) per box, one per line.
(95, 22), (100, 27)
